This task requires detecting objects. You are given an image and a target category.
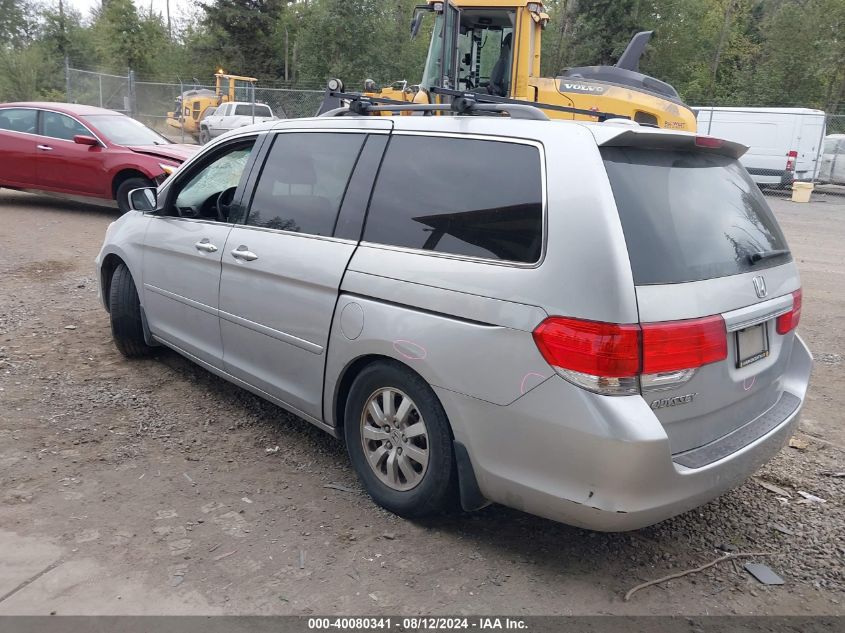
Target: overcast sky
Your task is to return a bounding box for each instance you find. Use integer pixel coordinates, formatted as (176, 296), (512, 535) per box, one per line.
(65, 0), (195, 22)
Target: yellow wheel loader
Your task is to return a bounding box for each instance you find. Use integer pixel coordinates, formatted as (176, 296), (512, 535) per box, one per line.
(325, 0), (695, 130)
(166, 71), (258, 140)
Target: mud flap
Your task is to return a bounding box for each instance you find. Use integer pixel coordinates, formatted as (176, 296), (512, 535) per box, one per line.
(454, 441), (489, 511)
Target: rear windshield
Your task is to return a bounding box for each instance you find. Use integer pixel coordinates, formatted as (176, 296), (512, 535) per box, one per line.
(602, 147), (790, 285)
(234, 104), (272, 117)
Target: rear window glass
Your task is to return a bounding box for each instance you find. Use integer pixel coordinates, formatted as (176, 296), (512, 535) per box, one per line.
(602, 147), (790, 285)
(364, 136), (543, 263)
(0, 108), (36, 134)
(234, 104), (272, 117)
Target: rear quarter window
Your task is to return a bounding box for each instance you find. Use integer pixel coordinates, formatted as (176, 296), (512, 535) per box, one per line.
(0, 108), (37, 134)
(602, 147), (790, 285)
(234, 104), (272, 117)
(363, 135), (544, 264)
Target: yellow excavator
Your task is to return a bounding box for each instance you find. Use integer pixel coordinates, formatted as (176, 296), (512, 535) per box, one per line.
(324, 0), (696, 130)
(166, 71), (258, 140)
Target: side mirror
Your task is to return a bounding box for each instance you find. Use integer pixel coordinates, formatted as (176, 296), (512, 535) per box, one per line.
(128, 187), (157, 212)
(73, 134), (99, 146)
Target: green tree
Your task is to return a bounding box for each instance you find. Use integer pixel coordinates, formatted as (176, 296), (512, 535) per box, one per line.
(91, 0), (169, 75)
(0, 0), (38, 48)
(196, 0), (287, 79)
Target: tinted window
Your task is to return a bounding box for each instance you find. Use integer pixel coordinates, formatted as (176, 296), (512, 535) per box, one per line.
(0, 108), (37, 134)
(364, 136), (543, 263)
(234, 104), (272, 117)
(246, 132), (365, 235)
(42, 111), (90, 140)
(602, 147), (790, 285)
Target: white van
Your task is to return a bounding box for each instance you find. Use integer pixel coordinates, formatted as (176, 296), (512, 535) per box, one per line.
(695, 107), (826, 186)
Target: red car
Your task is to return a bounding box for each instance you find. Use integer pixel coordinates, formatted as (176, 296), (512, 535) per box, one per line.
(0, 102), (198, 213)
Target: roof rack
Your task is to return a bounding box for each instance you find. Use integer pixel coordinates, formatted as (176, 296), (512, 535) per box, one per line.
(316, 84), (631, 123)
(319, 90), (550, 121)
(429, 87), (630, 122)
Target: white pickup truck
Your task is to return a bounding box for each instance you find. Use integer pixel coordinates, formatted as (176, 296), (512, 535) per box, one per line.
(199, 102), (278, 144)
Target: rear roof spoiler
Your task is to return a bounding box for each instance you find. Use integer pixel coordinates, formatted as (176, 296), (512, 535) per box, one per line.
(593, 128), (748, 159)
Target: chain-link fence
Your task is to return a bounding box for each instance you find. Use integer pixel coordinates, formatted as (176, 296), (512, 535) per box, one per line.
(827, 114), (845, 135)
(66, 65), (132, 114)
(254, 86), (325, 120)
(133, 80), (198, 139)
(66, 65), (325, 144)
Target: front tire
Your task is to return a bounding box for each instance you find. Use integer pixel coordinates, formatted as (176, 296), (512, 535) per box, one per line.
(109, 263), (152, 358)
(116, 176), (153, 215)
(344, 361), (457, 518)
(199, 128), (210, 144)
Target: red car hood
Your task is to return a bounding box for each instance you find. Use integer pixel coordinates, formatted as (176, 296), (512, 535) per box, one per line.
(128, 144), (198, 163)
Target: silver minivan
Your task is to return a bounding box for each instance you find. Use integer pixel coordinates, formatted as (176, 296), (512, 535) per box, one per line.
(96, 106), (812, 531)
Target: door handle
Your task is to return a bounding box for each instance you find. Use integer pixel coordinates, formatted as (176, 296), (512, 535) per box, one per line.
(194, 240), (218, 253)
(37, 144), (53, 151)
(231, 246), (258, 261)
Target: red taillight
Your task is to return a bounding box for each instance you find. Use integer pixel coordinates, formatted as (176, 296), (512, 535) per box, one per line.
(533, 315), (728, 394)
(786, 150), (798, 172)
(695, 136), (723, 148)
(532, 317), (640, 378)
(641, 315), (727, 374)
(777, 289), (802, 334)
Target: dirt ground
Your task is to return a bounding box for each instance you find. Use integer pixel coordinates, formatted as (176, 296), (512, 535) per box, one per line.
(0, 189), (843, 616)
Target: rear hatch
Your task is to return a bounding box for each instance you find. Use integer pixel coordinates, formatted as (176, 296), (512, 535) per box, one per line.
(599, 131), (802, 461)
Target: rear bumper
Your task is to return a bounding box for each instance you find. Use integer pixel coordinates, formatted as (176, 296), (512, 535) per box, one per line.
(437, 335), (813, 531)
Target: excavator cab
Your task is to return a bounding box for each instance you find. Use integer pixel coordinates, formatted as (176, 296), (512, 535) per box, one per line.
(411, 0), (696, 130)
(418, 1), (518, 96)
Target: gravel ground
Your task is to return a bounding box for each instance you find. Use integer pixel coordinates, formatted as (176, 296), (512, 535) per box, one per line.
(0, 189), (843, 615)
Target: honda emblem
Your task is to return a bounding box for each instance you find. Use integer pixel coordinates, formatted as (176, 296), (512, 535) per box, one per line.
(753, 275), (767, 299)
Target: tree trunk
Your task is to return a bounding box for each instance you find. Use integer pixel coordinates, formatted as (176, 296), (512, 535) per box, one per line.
(828, 68), (845, 113)
(711, 0), (736, 94)
(554, 0), (577, 73)
(58, 0), (66, 57)
(284, 26), (289, 82)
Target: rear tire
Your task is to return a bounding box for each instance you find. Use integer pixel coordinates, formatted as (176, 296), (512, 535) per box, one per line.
(344, 361), (457, 518)
(116, 176), (153, 215)
(109, 263), (152, 358)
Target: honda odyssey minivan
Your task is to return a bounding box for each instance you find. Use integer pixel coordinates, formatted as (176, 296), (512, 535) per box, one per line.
(96, 104), (812, 531)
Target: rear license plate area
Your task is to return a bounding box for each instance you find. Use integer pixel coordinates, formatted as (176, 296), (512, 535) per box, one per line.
(736, 322), (769, 368)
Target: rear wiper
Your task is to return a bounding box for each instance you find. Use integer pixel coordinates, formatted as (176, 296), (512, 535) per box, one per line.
(748, 249), (790, 264)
